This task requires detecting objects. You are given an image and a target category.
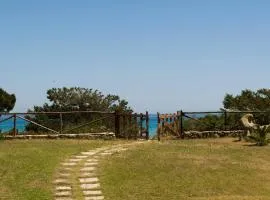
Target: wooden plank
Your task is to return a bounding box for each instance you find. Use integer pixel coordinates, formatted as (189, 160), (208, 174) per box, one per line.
(0, 111), (115, 115)
(13, 114), (16, 136)
(146, 111), (149, 140)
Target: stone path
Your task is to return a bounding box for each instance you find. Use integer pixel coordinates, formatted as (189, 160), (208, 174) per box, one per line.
(53, 143), (141, 200)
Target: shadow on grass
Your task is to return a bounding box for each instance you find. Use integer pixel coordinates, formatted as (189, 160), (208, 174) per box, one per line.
(243, 143), (260, 147)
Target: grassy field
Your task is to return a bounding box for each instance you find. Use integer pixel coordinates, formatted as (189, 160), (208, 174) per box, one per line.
(99, 138), (270, 200)
(2, 138), (270, 200)
(0, 139), (121, 200)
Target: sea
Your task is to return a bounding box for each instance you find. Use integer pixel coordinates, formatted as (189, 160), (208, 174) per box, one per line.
(0, 114), (159, 137)
(0, 116), (27, 133)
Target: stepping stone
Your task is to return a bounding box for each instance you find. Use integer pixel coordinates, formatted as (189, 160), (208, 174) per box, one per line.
(55, 191), (72, 197)
(55, 198), (73, 200)
(113, 148), (128, 152)
(62, 162), (77, 166)
(85, 196), (104, 200)
(80, 183), (100, 190)
(80, 167), (96, 172)
(100, 152), (112, 156)
(56, 186), (72, 191)
(68, 158), (82, 162)
(118, 148), (128, 151)
(87, 159), (98, 162)
(83, 190), (102, 195)
(79, 172), (96, 178)
(79, 177), (99, 183)
(54, 179), (70, 184)
(95, 147), (108, 151)
(75, 155), (88, 159)
(84, 162), (98, 166)
(81, 152), (97, 156)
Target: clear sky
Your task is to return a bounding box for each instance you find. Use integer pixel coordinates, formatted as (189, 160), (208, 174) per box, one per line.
(1, 0), (270, 113)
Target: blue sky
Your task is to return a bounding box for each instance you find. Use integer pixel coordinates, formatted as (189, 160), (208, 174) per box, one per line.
(1, 0), (270, 113)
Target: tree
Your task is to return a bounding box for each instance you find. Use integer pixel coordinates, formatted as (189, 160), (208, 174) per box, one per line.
(223, 88), (270, 126)
(183, 89), (270, 133)
(223, 89), (270, 111)
(31, 87), (132, 113)
(0, 88), (16, 112)
(26, 87), (133, 133)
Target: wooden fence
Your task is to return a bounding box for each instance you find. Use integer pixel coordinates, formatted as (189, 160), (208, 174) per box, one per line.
(157, 111), (182, 141)
(157, 110), (270, 140)
(0, 111), (149, 139)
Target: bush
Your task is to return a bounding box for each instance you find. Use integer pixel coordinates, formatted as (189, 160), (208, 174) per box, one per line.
(248, 126), (270, 146)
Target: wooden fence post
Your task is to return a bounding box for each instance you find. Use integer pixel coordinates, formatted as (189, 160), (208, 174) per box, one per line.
(134, 113), (138, 139)
(146, 111), (149, 140)
(180, 110), (184, 139)
(13, 114), (17, 136)
(157, 112), (161, 141)
(224, 111), (227, 131)
(140, 113), (143, 137)
(115, 111), (120, 137)
(60, 113), (63, 134)
(123, 114), (126, 139)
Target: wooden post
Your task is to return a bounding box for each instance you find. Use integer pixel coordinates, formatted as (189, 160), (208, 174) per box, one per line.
(224, 111), (227, 131)
(157, 112), (160, 141)
(123, 114), (126, 139)
(146, 111), (149, 140)
(140, 113), (143, 137)
(134, 113), (138, 139)
(128, 113), (132, 132)
(13, 114), (17, 136)
(60, 113), (63, 134)
(115, 111), (120, 137)
(180, 110), (184, 139)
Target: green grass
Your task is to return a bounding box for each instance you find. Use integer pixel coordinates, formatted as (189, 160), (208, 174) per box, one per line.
(99, 138), (270, 200)
(3, 138), (270, 200)
(0, 139), (120, 200)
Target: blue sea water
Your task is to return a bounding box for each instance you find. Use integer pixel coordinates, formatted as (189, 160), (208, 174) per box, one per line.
(0, 116), (28, 133)
(0, 114), (159, 136)
(148, 114), (158, 137)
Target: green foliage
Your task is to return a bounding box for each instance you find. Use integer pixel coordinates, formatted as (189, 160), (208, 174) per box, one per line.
(184, 89), (270, 132)
(0, 88), (16, 112)
(223, 89), (270, 111)
(184, 114), (225, 131)
(26, 87), (133, 133)
(248, 126), (270, 146)
(223, 88), (270, 126)
(34, 87), (132, 113)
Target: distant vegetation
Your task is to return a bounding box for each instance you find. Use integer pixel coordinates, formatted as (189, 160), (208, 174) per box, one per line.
(184, 88), (270, 132)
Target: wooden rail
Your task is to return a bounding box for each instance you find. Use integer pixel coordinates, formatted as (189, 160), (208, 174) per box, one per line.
(0, 111), (149, 140)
